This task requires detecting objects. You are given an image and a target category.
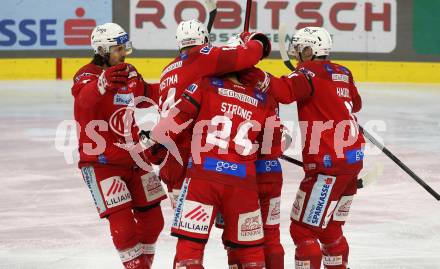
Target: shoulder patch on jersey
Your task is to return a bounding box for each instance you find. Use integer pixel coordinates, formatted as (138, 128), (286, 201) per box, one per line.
(210, 78), (224, 88)
(338, 65), (351, 76)
(200, 45), (213, 55)
(254, 91), (267, 103)
(180, 51), (189, 60)
(332, 74), (349, 83)
(186, 83), (198, 94)
(114, 93), (134, 105)
(160, 60), (183, 79)
(324, 64), (334, 74)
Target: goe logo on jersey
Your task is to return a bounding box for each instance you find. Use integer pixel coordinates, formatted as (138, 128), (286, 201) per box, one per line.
(203, 157), (247, 178)
(303, 175), (336, 227)
(255, 159), (281, 174)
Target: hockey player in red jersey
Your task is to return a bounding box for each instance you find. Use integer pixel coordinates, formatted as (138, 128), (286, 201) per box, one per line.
(71, 23), (166, 269)
(157, 19), (272, 207)
(242, 27), (365, 269)
(149, 69), (288, 268)
(215, 93), (287, 269)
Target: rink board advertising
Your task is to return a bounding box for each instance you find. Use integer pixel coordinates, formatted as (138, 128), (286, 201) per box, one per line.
(130, 0), (397, 53)
(0, 0), (112, 50)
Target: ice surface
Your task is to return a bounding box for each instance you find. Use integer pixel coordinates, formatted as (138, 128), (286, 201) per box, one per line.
(0, 81), (439, 269)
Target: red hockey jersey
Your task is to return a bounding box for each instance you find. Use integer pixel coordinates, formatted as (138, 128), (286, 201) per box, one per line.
(270, 60), (365, 175)
(152, 76), (277, 190)
(157, 41), (264, 189)
(72, 63), (159, 168)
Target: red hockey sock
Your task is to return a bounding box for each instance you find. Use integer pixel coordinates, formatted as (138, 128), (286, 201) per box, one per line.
(134, 204), (164, 268)
(108, 208), (150, 269)
(320, 223), (348, 269)
(175, 239), (205, 269)
(290, 221), (322, 269)
(228, 246), (265, 269)
(321, 236), (348, 269)
(263, 226), (285, 269)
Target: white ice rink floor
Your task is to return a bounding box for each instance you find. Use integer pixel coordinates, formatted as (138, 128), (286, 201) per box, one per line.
(0, 81), (439, 269)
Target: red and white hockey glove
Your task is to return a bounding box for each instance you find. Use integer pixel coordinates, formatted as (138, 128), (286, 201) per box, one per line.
(238, 67), (272, 93)
(239, 31), (272, 59)
(97, 63), (129, 94)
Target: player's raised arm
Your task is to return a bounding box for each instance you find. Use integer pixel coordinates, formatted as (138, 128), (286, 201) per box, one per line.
(151, 79), (203, 145)
(238, 67), (314, 104)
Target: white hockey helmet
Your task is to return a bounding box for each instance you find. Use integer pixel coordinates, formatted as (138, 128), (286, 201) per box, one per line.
(176, 19), (209, 50)
(91, 23), (132, 55)
(288, 27), (332, 58)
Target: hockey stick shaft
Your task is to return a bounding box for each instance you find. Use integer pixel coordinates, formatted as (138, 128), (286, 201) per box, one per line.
(243, 0), (252, 31)
(279, 154), (366, 189)
(359, 126), (440, 201)
(201, 0), (217, 33)
(207, 9), (217, 33)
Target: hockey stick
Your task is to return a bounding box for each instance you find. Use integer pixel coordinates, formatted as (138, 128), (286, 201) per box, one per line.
(279, 23), (296, 71)
(202, 0), (217, 33)
(277, 25), (440, 201)
(243, 0), (252, 31)
(359, 126), (440, 201)
(279, 154), (379, 189)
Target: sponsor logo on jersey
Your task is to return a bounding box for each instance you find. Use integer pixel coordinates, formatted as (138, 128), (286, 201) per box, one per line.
(186, 83), (198, 94)
(323, 154), (332, 168)
(113, 93), (134, 106)
(210, 78), (224, 87)
(100, 176), (132, 209)
(203, 157), (247, 178)
(109, 106), (135, 137)
(291, 189), (306, 221)
(255, 159), (281, 174)
(173, 178), (190, 228)
(333, 195), (354, 221)
(345, 148), (364, 164)
(303, 175), (336, 227)
(332, 74), (349, 83)
(179, 200), (213, 235)
(141, 172), (166, 202)
(218, 88), (258, 107)
(238, 209), (264, 241)
(160, 60), (183, 79)
(200, 45), (213, 55)
(266, 197), (281, 225)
